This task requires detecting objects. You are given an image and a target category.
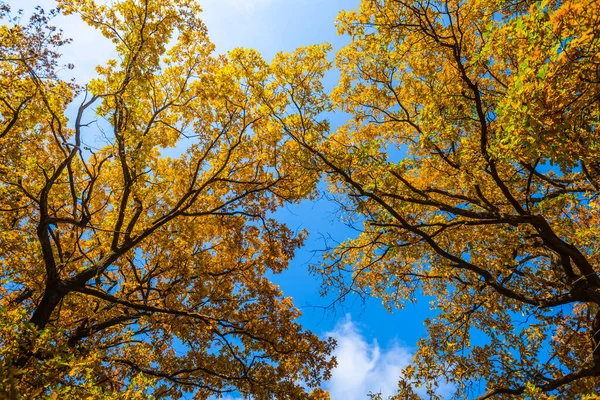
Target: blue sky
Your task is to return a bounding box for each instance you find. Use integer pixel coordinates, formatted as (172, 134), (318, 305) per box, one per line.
(4, 0), (439, 397)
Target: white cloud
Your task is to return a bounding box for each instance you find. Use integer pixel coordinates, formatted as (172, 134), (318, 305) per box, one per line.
(208, 316), (414, 400)
(324, 315), (413, 399)
(324, 315), (455, 399)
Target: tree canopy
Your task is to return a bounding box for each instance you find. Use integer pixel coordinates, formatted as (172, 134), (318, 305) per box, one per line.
(2, 0), (600, 398)
(293, 0), (600, 398)
(0, 0), (333, 398)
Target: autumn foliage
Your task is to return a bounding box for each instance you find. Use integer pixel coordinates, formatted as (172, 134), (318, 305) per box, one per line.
(1, 0), (600, 398)
(0, 0), (333, 397)
(299, 0), (600, 398)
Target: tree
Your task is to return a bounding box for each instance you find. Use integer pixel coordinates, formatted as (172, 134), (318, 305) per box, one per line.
(0, 0), (334, 397)
(289, 0), (600, 397)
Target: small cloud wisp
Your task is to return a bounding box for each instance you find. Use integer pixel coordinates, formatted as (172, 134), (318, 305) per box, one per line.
(324, 315), (413, 399)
